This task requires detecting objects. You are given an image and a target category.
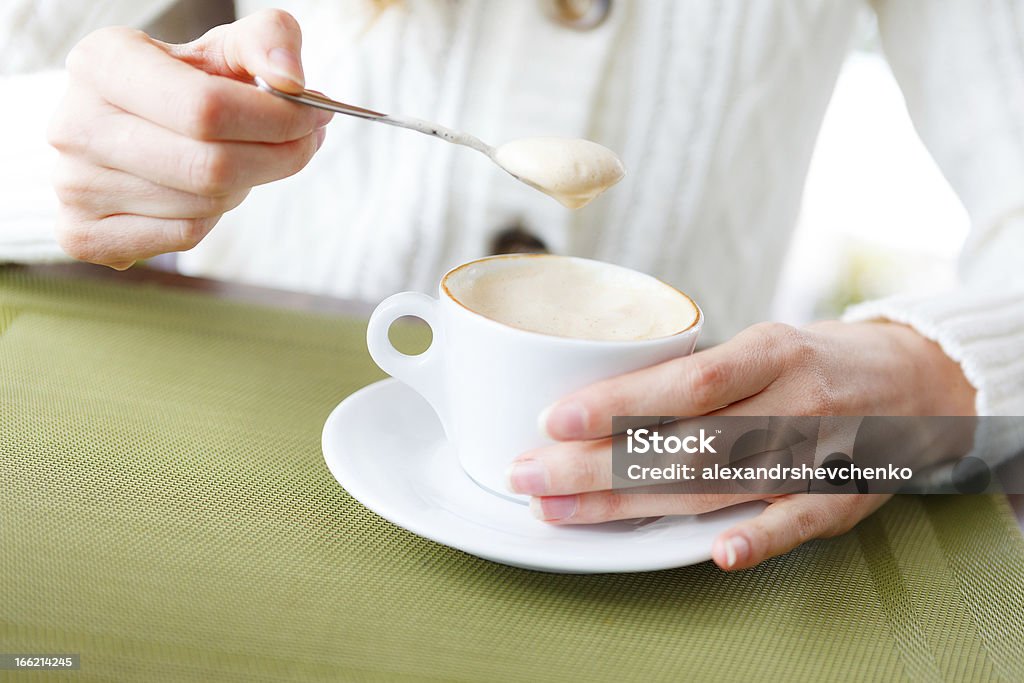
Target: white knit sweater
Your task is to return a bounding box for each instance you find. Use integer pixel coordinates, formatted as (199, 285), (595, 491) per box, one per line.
(1, 0), (1022, 415)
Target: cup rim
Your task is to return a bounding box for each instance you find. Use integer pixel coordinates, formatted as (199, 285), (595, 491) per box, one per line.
(439, 254), (703, 346)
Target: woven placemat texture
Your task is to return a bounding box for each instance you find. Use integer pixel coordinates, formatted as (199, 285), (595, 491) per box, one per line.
(1, 267), (1023, 682)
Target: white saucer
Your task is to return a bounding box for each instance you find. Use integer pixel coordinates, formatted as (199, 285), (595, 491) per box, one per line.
(322, 379), (764, 573)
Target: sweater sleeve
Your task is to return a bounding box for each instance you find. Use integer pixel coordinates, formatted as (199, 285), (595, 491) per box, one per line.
(843, 0), (1024, 417)
(0, 0), (176, 74)
(0, 0), (177, 264)
(0, 70), (68, 264)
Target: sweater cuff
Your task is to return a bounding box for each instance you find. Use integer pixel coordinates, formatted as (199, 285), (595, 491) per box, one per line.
(0, 69), (68, 264)
(841, 288), (1024, 416)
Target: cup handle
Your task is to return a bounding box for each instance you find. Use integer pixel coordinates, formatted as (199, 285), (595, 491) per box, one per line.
(366, 291), (447, 425)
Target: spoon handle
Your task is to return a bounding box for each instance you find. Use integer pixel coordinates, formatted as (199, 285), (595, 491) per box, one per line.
(254, 77), (494, 156)
(254, 76), (385, 119)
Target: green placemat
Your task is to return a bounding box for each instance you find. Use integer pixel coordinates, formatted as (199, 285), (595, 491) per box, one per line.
(1, 266), (1023, 683)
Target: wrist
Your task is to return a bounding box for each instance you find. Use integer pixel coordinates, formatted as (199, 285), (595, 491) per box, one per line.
(866, 321), (976, 415)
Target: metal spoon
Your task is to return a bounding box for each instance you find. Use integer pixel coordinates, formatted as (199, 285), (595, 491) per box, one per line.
(254, 76), (495, 157)
(254, 77), (625, 209)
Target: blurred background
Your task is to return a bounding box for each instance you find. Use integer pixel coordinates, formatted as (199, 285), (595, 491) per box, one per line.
(3, 1), (972, 322)
(128, 1), (980, 323)
(773, 23), (970, 324)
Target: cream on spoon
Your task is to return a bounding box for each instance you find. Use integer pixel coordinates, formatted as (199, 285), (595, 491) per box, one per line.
(492, 137), (625, 209)
(255, 77), (625, 209)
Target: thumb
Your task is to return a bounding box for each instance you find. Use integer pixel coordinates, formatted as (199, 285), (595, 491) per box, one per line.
(171, 9), (306, 93)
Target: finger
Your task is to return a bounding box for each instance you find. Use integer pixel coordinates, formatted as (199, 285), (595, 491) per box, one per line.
(173, 9), (307, 92)
(60, 104), (325, 196)
(508, 438), (613, 496)
(67, 24), (330, 143)
(710, 494), (892, 571)
(541, 322), (798, 441)
(53, 157), (249, 219)
(55, 207), (221, 269)
(530, 490), (765, 524)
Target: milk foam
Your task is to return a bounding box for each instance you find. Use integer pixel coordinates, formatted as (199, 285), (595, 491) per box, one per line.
(446, 257), (698, 341)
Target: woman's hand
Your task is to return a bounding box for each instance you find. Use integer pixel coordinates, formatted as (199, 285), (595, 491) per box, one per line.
(47, 10), (330, 270)
(507, 320), (977, 570)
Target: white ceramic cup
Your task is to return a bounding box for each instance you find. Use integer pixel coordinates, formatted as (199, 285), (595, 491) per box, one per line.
(366, 254), (703, 501)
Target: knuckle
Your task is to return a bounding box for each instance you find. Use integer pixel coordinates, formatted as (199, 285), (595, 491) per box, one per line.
(53, 180), (86, 208)
(227, 188), (251, 211)
(98, 25), (147, 43)
(183, 83), (227, 140)
(663, 492), (713, 515)
(575, 491), (623, 522)
(792, 503), (822, 544)
(259, 8), (301, 33)
(750, 321), (799, 349)
(798, 362), (839, 417)
(46, 100), (82, 153)
(204, 190), (249, 216)
(65, 29), (102, 72)
(598, 492), (627, 521)
(68, 26), (145, 72)
(54, 212), (98, 263)
(741, 322), (806, 381)
(50, 161), (84, 206)
(282, 135), (319, 176)
(825, 497), (862, 537)
(45, 116), (70, 151)
(764, 322), (816, 367)
(172, 217), (217, 251)
(63, 41), (88, 74)
(790, 331), (818, 366)
(685, 357), (723, 410)
(570, 447), (605, 491)
(688, 491), (726, 514)
(802, 371), (837, 414)
(175, 220), (207, 250)
(187, 144), (236, 196)
(742, 519), (772, 556)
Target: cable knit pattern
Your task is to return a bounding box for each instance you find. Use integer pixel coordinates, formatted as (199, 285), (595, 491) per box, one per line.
(174, 0), (860, 344)
(0, 0), (1021, 415)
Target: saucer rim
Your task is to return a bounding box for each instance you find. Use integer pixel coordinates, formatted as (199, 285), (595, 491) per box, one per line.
(322, 378), (763, 573)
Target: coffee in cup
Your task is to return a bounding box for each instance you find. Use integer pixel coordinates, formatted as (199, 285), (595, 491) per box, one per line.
(445, 256), (697, 341)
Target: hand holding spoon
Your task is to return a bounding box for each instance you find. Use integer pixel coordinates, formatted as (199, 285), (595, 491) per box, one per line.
(254, 77), (624, 208)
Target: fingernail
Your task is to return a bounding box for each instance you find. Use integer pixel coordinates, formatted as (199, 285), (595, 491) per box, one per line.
(314, 126), (327, 150)
(540, 401), (587, 440)
(267, 47), (304, 89)
(505, 459), (548, 495)
(723, 535), (750, 569)
(530, 495), (578, 521)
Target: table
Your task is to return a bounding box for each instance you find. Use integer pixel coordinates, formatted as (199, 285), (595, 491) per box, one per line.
(20, 263), (1024, 534)
(2, 262), (1023, 682)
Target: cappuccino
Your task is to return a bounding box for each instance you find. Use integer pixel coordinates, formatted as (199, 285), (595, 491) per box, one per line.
(444, 256), (699, 341)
